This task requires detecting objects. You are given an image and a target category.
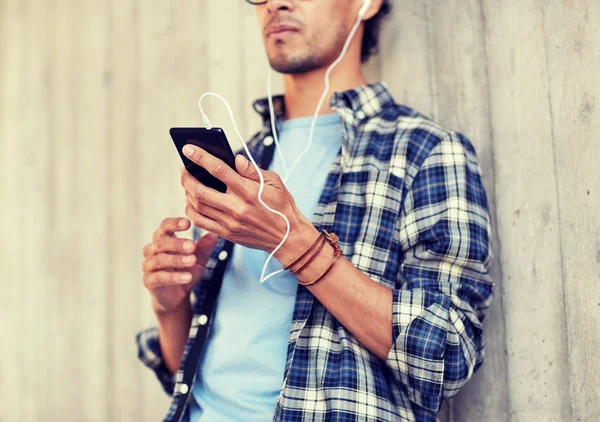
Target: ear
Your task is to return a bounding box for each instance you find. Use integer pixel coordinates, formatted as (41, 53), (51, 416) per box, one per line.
(361, 0), (383, 20)
(235, 154), (262, 183)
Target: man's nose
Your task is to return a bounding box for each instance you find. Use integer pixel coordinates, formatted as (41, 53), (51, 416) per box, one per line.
(267, 0), (294, 14)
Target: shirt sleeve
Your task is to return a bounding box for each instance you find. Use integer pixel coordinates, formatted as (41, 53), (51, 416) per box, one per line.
(384, 132), (495, 412)
(135, 326), (176, 396)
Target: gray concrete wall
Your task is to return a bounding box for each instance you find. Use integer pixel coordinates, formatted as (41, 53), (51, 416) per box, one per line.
(1, 0), (598, 420)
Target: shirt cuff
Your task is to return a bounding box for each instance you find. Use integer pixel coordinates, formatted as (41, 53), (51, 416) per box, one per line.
(385, 289), (452, 411)
(136, 326), (176, 396)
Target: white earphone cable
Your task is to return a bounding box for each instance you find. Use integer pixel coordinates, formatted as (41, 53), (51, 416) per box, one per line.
(198, 3), (367, 284)
(278, 11), (364, 185)
(267, 68), (290, 180)
(198, 92), (291, 285)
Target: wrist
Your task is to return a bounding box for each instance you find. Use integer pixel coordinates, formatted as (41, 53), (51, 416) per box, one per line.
(273, 216), (320, 266)
(153, 298), (192, 376)
(294, 239), (337, 285)
(153, 297), (191, 321)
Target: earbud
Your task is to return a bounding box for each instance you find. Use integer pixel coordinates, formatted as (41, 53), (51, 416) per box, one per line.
(358, 0), (372, 18)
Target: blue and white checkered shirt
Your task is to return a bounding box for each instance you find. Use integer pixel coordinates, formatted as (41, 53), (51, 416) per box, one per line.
(136, 82), (495, 421)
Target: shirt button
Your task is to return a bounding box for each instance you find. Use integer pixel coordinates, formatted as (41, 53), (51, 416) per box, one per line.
(218, 250), (228, 261)
(263, 135), (274, 146)
(198, 314), (208, 326)
(180, 383), (189, 394)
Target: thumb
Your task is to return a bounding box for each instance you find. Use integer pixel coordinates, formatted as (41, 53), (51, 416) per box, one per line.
(194, 231), (219, 261)
(236, 154), (262, 183)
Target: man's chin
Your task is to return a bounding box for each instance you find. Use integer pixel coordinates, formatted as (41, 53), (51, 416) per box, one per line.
(271, 63), (304, 75)
(268, 55), (318, 75)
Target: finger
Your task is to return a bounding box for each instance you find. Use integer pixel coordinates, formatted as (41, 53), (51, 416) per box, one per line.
(153, 217), (190, 242)
(182, 144), (245, 193)
(195, 231), (220, 259)
(144, 270), (193, 289)
(185, 199), (227, 236)
(185, 191), (232, 224)
(235, 154), (263, 183)
(145, 236), (197, 257)
(185, 193), (241, 236)
(234, 154), (282, 188)
(143, 252), (196, 273)
(180, 166), (232, 212)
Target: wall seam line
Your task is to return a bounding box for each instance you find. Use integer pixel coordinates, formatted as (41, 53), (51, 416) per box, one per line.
(478, 0), (511, 419)
(539, 2), (574, 420)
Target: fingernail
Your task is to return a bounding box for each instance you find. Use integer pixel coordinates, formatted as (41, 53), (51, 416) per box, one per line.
(183, 145), (193, 156)
(179, 273), (192, 282)
(179, 219), (186, 228)
(184, 240), (195, 250)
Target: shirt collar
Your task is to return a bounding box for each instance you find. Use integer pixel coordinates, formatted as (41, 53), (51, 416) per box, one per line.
(251, 81), (396, 127)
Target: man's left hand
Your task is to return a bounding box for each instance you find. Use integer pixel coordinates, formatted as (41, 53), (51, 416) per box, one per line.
(179, 144), (312, 261)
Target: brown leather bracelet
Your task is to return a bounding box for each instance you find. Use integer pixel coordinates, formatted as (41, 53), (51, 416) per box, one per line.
(297, 230), (343, 286)
(298, 248), (343, 286)
(282, 231), (322, 271)
(290, 235), (326, 275)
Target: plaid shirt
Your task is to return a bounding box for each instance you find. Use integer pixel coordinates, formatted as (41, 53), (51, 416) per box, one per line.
(136, 82), (495, 421)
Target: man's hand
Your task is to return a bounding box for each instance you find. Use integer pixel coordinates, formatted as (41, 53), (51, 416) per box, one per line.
(179, 145), (313, 263)
(142, 217), (219, 314)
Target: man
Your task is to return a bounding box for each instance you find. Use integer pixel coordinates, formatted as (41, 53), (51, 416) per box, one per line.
(138, 0), (495, 421)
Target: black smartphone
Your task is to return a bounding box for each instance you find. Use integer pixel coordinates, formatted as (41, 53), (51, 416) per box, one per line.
(170, 127), (237, 193)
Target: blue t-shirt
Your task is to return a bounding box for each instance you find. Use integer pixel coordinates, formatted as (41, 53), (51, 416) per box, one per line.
(188, 113), (343, 421)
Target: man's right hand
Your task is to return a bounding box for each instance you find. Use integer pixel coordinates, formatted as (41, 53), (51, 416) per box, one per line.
(142, 217), (219, 314)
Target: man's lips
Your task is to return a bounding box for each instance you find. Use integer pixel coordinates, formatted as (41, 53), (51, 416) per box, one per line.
(265, 23), (299, 38)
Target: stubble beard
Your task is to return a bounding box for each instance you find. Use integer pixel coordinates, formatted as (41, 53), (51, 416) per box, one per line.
(268, 42), (323, 74)
(266, 24), (347, 75)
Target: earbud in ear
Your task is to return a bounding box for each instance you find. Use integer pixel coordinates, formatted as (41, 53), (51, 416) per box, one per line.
(358, 0), (372, 18)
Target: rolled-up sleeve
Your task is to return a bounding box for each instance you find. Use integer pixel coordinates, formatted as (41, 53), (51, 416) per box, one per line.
(385, 133), (495, 412)
(136, 327), (176, 395)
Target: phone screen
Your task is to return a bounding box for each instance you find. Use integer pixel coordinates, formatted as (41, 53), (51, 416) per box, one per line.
(170, 127), (237, 193)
